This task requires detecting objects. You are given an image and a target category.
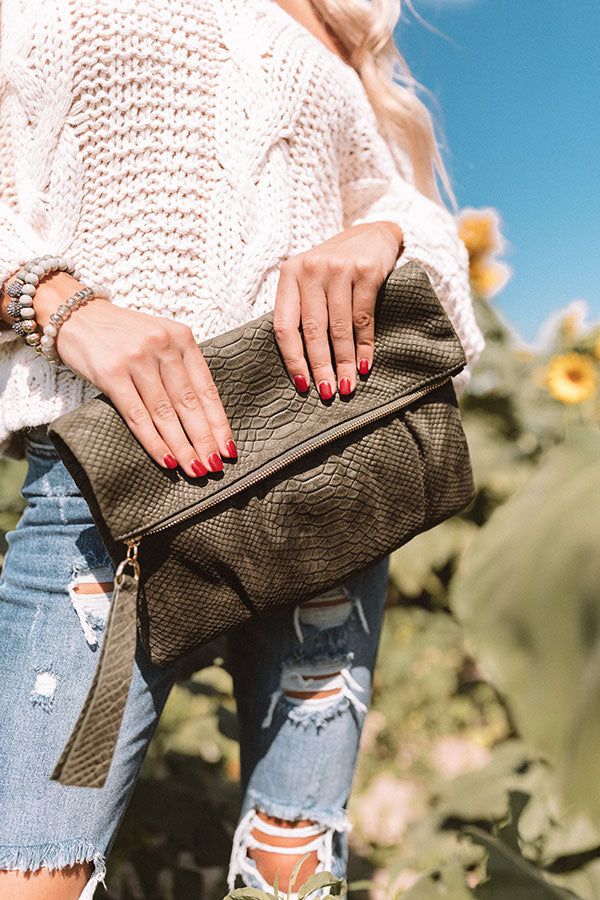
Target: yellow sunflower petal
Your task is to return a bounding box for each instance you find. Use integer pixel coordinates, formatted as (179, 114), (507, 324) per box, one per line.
(546, 352), (598, 404)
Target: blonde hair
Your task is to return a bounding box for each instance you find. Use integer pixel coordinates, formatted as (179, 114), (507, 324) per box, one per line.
(308, 0), (456, 210)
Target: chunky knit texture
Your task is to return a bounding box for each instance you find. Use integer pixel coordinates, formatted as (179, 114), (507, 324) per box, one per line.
(0, 0), (485, 459)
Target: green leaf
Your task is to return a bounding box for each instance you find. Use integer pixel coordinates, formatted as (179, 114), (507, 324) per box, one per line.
(225, 889), (275, 900)
(449, 425), (600, 821)
(466, 825), (580, 899)
(402, 865), (475, 898)
(298, 871), (346, 899)
(287, 854), (311, 898)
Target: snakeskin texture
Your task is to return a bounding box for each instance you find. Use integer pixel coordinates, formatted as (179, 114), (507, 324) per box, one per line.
(48, 261), (475, 787)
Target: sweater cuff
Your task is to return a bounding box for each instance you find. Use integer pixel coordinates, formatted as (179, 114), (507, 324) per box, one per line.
(0, 202), (60, 345)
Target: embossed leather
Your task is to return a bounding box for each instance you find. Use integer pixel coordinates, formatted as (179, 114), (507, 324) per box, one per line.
(47, 261), (475, 787)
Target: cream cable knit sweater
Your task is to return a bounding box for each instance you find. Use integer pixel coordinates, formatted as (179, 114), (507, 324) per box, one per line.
(0, 0), (485, 459)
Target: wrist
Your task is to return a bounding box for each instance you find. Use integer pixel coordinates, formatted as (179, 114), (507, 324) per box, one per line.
(378, 220), (405, 260)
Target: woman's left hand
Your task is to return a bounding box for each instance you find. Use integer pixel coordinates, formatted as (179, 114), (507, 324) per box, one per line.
(273, 220), (404, 399)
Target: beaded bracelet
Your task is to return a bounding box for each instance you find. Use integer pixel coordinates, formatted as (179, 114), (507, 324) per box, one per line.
(5, 254), (81, 348)
(5, 253), (110, 368)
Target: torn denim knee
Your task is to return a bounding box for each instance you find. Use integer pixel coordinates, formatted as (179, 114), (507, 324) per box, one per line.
(67, 564), (114, 649)
(292, 585), (370, 644)
(30, 664), (59, 712)
(228, 805), (350, 898)
(261, 652), (368, 729)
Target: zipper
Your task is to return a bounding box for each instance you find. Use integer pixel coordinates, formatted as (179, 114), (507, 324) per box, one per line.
(116, 373), (453, 568)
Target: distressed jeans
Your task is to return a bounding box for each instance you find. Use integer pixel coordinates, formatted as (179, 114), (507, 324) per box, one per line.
(0, 425), (389, 898)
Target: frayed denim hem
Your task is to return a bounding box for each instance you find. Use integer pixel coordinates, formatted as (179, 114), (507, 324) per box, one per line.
(0, 840), (106, 898)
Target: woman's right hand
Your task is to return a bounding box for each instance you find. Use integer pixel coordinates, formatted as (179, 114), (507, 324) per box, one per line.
(33, 273), (237, 477)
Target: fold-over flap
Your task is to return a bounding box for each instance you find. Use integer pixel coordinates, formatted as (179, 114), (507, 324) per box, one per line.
(48, 261), (467, 545)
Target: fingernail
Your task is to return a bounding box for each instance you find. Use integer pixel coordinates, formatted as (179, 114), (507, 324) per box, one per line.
(163, 453), (178, 469)
(225, 439), (237, 458)
(191, 458), (208, 477)
(339, 376), (352, 395)
(294, 374), (308, 392)
(318, 380), (333, 400)
(359, 358), (370, 375)
(208, 452), (224, 472)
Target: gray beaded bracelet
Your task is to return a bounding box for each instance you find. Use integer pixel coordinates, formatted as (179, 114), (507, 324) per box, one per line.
(6, 254), (81, 347)
(36, 284), (98, 367)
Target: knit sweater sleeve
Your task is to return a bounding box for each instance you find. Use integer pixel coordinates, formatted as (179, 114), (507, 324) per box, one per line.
(340, 104), (485, 398)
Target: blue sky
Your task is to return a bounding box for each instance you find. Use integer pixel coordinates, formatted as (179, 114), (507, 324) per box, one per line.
(395, 0), (600, 347)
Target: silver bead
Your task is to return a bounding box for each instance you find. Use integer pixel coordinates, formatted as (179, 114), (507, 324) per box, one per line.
(20, 307), (36, 319)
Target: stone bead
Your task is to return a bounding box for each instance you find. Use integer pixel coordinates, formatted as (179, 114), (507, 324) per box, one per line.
(49, 313), (63, 326)
(18, 295), (33, 307)
(40, 335), (55, 348)
(6, 300), (22, 319)
(23, 272), (39, 285)
(25, 332), (41, 346)
(20, 283), (36, 296)
(57, 257), (70, 270)
(71, 269), (81, 280)
(21, 320), (37, 334)
(46, 257), (60, 269)
(6, 281), (23, 298)
(20, 307), (36, 319)
(43, 323), (58, 337)
(15, 269), (28, 281)
(30, 264), (46, 277)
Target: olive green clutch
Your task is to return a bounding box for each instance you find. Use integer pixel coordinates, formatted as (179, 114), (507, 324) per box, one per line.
(47, 261), (475, 788)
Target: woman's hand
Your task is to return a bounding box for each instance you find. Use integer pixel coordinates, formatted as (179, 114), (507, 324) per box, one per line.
(273, 220), (404, 398)
(33, 273), (236, 476)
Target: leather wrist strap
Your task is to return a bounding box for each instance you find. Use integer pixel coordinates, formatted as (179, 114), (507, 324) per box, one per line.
(50, 570), (139, 787)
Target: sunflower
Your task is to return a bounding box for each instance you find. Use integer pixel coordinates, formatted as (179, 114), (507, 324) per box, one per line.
(457, 208), (505, 258)
(545, 352), (598, 404)
(468, 256), (511, 300)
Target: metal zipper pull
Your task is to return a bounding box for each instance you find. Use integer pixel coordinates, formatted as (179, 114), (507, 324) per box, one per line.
(115, 536), (141, 585)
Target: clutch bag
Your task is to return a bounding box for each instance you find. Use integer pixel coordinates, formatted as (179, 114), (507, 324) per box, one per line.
(46, 260), (475, 787)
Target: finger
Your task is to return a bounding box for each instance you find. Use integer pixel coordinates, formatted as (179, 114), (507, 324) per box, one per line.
(325, 271), (356, 395)
(352, 278), (377, 376)
(106, 375), (178, 469)
(132, 361), (210, 477)
(179, 340), (238, 461)
(299, 272), (336, 400)
(273, 264), (310, 393)
(159, 355), (226, 474)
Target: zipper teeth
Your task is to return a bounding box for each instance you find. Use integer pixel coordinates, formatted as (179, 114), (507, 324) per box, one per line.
(128, 375), (451, 542)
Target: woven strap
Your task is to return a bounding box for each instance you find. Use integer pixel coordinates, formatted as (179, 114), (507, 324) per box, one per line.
(50, 570), (139, 787)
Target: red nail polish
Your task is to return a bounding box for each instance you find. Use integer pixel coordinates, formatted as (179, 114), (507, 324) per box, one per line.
(339, 376), (352, 395)
(225, 439), (237, 458)
(359, 358), (370, 375)
(318, 380), (333, 400)
(208, 452), (223, 472)
(163, 453), (177, 469)
(294, 375), (308, 393)
(191, 458), (207, 476)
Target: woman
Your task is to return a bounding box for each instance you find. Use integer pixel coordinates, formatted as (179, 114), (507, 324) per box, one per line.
(0, 0), (485, 897)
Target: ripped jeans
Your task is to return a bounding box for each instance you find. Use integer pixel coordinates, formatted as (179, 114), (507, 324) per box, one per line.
(0, 425), (389, 898)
